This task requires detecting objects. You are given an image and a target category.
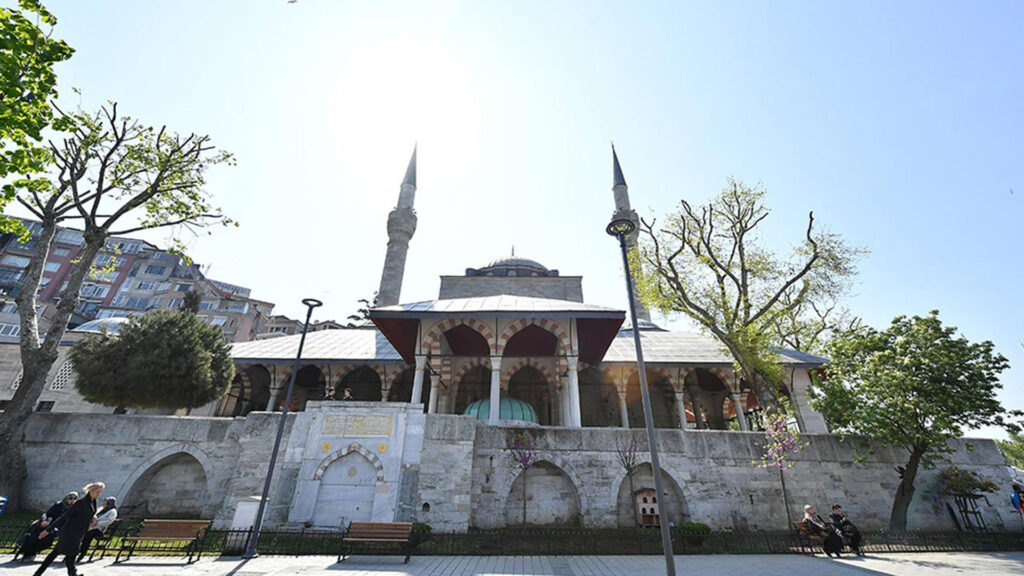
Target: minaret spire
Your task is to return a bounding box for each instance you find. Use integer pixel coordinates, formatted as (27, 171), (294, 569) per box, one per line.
(376, 146), (419, 307)
(609, 144), (651, 322)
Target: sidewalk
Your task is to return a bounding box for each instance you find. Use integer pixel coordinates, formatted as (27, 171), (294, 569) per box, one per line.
(1, 552), (1023, 576)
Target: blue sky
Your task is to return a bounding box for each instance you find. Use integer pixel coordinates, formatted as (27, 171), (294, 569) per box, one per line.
(36, 1), (1024, 438)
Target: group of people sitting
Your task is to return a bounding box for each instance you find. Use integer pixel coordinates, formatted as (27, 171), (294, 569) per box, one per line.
(802, 503), (862, 557)
(15, 482), (117, 576)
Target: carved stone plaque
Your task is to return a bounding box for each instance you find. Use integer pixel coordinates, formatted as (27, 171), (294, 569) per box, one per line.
(322, 415), (394, 437)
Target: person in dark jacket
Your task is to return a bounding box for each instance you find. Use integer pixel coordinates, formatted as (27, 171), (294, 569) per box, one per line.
(19, 492), (77, 561)
(829, 504), (863, 555)
(34, 482), (103, 576)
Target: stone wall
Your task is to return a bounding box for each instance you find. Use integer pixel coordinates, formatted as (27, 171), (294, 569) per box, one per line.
(438, 276), (584, 302)
(461, 425), (1016, 531)
(19, 410), (1017, 534)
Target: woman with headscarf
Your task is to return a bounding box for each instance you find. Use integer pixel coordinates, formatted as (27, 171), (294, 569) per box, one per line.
(76, 496), (117, 563)
(33, 482), (103, 576)
(18, 492), (78, 561)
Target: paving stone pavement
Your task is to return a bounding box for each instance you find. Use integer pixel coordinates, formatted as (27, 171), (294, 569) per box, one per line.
(1, 552), (1023, 576)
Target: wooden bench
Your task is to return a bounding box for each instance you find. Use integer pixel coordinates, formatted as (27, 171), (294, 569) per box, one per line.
(337, 521), (414, 563)
(114, 519), (211, 564)
(793, 520), (823, 554)
(85, 518), (122, 561)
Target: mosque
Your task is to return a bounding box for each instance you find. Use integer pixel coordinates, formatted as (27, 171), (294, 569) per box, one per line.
(15, 149), (1016, 533)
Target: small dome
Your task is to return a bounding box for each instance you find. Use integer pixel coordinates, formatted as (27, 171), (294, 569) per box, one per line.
(71, 317), (130, 335)
(484, 257), (548, 272)
(465, 255), (559, 278)
(463, 396), (538, 423)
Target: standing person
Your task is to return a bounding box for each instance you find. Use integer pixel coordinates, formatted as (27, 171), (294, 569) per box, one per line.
(19, 492), (77, 561)
(1011, 484), (1024, 531)
(322, 387), (335, 401)
(341, 388), (354, 401)
(76, 497), (117, 563)
(828, 504), (863, 555)
(34, 482), (103, 576)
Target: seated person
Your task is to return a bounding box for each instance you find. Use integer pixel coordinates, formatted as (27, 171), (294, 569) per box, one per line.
(803, 504), (844, 557)
(828, 503), (862, 554)
(18, 492), (78, 560)
(77, 496), (118, 562)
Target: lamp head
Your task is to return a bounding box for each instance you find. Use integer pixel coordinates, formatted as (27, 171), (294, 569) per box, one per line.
(606, 218), (636, 237)
(302, 298), (324, 308)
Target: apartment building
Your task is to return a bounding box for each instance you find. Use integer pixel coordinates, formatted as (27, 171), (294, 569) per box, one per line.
(0, 218), (274, 342)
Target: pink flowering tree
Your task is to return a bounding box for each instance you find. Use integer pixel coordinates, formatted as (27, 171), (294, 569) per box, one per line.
(507, 431), (537, 525)
(754, 399), (805, 526)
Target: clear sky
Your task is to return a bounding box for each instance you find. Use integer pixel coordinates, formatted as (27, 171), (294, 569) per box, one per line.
(35, 1), (1024, 438)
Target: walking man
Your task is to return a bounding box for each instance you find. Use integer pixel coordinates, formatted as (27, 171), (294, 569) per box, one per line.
(35, 482), (104, 576)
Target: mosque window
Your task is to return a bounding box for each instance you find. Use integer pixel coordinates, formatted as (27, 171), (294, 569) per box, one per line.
(51, 362), (74, 391)
(10, 370), (22, 390)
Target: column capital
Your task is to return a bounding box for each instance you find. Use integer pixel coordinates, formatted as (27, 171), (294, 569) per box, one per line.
(489, 355), (503, 371)
(674, 390), (686, 402)
(429, 372), (440, 386)
(616, 388), (628, 401)
(414, 354), (428, 370)
(565, 355), (579, 371)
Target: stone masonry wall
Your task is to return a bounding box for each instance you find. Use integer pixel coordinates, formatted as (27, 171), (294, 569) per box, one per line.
(463, 425), (1016, 532)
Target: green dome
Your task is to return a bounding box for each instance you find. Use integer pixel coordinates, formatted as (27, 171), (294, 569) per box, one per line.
(463, 396), (538, 423)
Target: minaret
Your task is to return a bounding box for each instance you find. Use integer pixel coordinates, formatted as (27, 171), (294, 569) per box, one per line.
(376, 146), (418, 307)
(611, 145), (651, 322)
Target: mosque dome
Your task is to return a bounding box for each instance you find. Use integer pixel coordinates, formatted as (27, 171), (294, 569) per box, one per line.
(71, 317), (130, 335)
(465, 255), (559, 278)
(463, 396), (538, 423)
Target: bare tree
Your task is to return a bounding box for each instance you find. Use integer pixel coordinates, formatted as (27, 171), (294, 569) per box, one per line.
(0, 103), (233, 507)
(634, 178), (863, 410)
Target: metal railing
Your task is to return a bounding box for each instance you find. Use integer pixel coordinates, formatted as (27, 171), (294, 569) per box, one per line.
(1, 523), (1022, 557)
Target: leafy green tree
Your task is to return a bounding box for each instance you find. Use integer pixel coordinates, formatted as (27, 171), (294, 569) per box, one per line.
(634, 179), (862, 410)
(811, 311), (1018, 531)
(0, 100), (233, 505)
(0, 0), (74, 235)
(997, 433), (1024, 468)
(182, 289), (202, 314)
(69, 310), (234, 411)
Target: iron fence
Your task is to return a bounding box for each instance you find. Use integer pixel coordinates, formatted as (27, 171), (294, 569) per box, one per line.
(1, 522), (1022, 558)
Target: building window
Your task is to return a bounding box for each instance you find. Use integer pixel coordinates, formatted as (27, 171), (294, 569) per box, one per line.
(1, 255), (31, 268)
(79, 283), (110, 299)
(43, 262), (61, 273)
(0, 301), (17, 315)
(199, 301), (216, 310)
(151, 297), (163, 308)
(93, 270), (119, 282)
(0, 323), (21, 336)
(54, 229), (84, 245)
(152, 252), (169, 261)
(50, 361), (74, 391)
(167, 298), (183, 309)
(97, 309), (130, 319)
(144, 265), (166, 276)
(137, 281), (156, 290)
(211, 316), (227, 326)
(10, 371), (22, 390)
(53, 247), (71, 257)
(94, 255), (125, 268)
(35, 401), (55, 413)
(176, 283), (192, 292)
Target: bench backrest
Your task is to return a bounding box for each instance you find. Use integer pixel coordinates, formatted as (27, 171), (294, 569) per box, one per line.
(793, 520), (815, 538)
(347, 521), (413, 539)
(137, 519), (211, 539)
(101, 518), (122, 537)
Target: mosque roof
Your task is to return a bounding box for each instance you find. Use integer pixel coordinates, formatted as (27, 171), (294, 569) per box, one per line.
(232, 327), (402, 364)
(604, 330), (828, 366)
(371, 294), (621, 317)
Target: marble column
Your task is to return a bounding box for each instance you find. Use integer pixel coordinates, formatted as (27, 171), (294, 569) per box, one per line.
(731, 391), (749, 431)
(691, 394), (706, 429)
(427, 372), (440, 414)
(560, 377), (572, 426)
(489, 356), (502, 425)
(411, 354), (427, 405)
(617, 388), (630, 428)
(567, 356), (581, 428)
(674, 392), (688, 431)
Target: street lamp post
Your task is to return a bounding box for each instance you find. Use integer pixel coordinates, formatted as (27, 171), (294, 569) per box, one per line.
(243, 298), (323, 559)
(607, 218), (677, 576)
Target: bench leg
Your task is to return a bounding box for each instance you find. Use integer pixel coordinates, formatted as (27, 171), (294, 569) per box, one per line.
(404, 541), (411, 564)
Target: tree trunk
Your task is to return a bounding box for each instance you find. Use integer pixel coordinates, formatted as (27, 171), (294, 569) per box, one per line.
(522, 467), (528, 526)
(889, 443), (928, 532)
(779, 467), (792, 527)
(0, 227), (106, 509)
(628, 470), (637, 526)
